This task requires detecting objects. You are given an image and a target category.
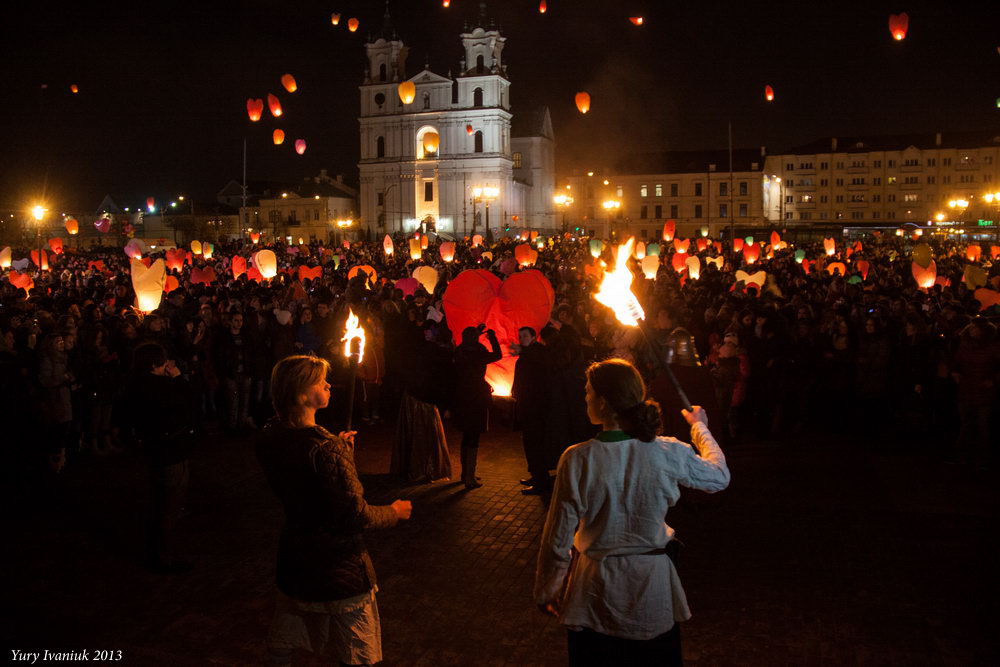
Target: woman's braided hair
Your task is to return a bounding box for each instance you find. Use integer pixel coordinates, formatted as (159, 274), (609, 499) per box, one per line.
(585, 358), (661, 442)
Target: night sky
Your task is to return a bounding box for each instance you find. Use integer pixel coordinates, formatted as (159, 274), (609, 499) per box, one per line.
(2, 0), (997, 213)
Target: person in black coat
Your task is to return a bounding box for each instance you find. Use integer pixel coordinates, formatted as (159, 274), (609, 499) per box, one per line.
(512, 326), (553, 494)
(451, 325), (501, 488)
(544, 325), (596, 472)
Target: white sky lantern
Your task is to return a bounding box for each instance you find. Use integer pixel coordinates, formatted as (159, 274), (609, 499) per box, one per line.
(0, 246), (11, 269)
(413, 265), (439, 294)
(686, 255), (701, 280)
(131, 258), (166, 314)
(383, 234), (394, 255)
(640, 254), (659, 279)
(253, 249), (277, 279)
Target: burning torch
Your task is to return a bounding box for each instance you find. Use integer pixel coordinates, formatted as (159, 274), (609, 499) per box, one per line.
(594, 237), (693, 411)
(341, 308), (366, 430)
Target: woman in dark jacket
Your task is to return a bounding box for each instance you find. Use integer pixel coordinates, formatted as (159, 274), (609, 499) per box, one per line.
(451, 325), (502, 488)
(257, 355), (411, 666)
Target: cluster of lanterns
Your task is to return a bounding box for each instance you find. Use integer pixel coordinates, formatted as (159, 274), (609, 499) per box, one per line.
(244, 76), (307, 154)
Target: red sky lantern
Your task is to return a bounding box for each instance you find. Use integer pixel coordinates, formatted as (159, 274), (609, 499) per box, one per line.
(70, 84), (79, 94)
(966, 245), (981, 262)
(442, 0), (450, 6)
(764, 85), (775, 102)
(267, 93), (282, 117)
(331, 13), (340, 25)
(295, 139), (307, 154)
(662, 219), (675, 242)
(575, 92), (590, 114)
(281, 74), (297, 93)
(856, 260), (870, 281)
(146, 197), (155, 211)
(888, 12), (909, 41)
(671, 253), (687, 273)
(466, 124), (474, 135)
(64, 218), (79, 235)
(250, 232), (261, 245)
(232, 256), (247, 279)
(743, 242), (760, 264)
(48, 238), (63, 255)
(247, 98), (263, 122)
(673, 238), (690, 254)
(696, 238), (708, 252)
(421, 234), (430, 249)
(273, 129), (285, 145)
(538, 1), (546, 13)
(347, 17), (359, 32)
(734, 238), (745, 253)
(629, 17), (644, 26)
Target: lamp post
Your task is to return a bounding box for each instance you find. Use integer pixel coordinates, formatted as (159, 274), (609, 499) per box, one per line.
(472, 186), (499, 240)
(32, 205), (45, 274)
(336, 217), (353, 246)
(554, 194), (574, 234)
(602, 199), (620, 241)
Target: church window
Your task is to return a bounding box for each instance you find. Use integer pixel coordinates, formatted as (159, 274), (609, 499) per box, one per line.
(423, 93), (430, 110)
(473, 88), (483, 107)
(377, 192), (384, 206)
(374, 92), (385, 107)
(424, 182), (434, 202)
(512, 152), (522, 168)
(476, 55), (485, 74)
(474, 131), (484, 153)
(376, 136), (385, 158)
(379, 63), (386, 82)
(452, 80), (458, 104)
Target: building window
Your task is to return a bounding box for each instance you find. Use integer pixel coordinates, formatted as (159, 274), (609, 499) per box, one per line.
(512, 152), (522, 168)
(850, 194), (865, 202)
(927, 158), (936, 166)
(473, 88), (483, 107)
(616, 185), (623, 197)
(720, 182), (728, 196)
(670, 183), (678, 197)
(785, 212), (793, 220)
(476, 55), (484, 73)
(960, 174), (975, 183)
(873, 160), (882, 168)
(836, 162), (845, 169)
(313, 209), (320, 221)
(694, 204), (703, 218)
(888, 159), (896, 167)
(820, 178), (829, 186)
(820, 212), (828, 220)
(268, 210), (279, 223)
(872, 194), (880, 202)
(640, 184), (648, 198)
(739, 181), (748, 196)
(903, 159), (919, 166)
(787, 179), (795, 187)
(852, 211), (864, 219)
(903, 193), (918, 202)
(786, 195), (793, 203)
(943, 158), (952, 166)
(820, 162), (829, 169)
(835, 178), (844, 186)
(655, 184), (663, 197)
(927, 176), (935, 184)
(872, 177), (881, 185)
(887, 176), (897, 184)
(886, 211), (894, 219)
(424, 182), (434, 202)
(851, 177), (866, 185)
(852, 160), (866, 168)
(942, 175), (951, 183)
(654, 205), (662, 218)
(377, 192), (384, 206)
(289, 210), (297, 221)
(873, 211), (880, 219)
(641, 228), (649, 239)
(801, 212), (811, 220)
(474, 131), (483, 153)
(640, 205), (648, 219)
(376, 136), (385, 158)
(785, 163), (794, 170)
(452, 80), (459, 104)
(379, 63), (387, 81)
(904, 176), (918, 184)
(820, 195), (828, 203)
(719, 204), (728, 217)
(694, 182), (703, 196)
(799, 162), (813, 169)
(670, 204), (678, 218)
(739, 203), (748, 216)
(423, 93), (430, 109)
(835, 195), (844, 203)
(888, 194), (896, 202)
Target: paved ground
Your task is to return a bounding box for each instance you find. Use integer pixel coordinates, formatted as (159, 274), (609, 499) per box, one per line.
(7, 408), (998, 666)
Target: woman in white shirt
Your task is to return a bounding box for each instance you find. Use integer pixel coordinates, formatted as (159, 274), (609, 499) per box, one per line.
(534, 358), (730, 665)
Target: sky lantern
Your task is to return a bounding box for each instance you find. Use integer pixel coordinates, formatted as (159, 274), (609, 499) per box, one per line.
(202, 243), (214, 260)
(471, 234), (484, 248)
(705, 255), (724, 270)
(398, 81), (415, 104)
(250, 232), (260, 244)
(267, 93), (282, 117)
(413, 266), (438, 294)
(281, 74), (297, 93)
(589, 239), (602, 257)
(146, 197), (155, 211)
(912, 259), (936, 289)
(165, 249), (185, 271)
(273, 129), (285, 145)
(131, 258), (166, 314)
(191, 240), (203, 255)
(124, 238), (145, 259)
(253, 249), (277, 279)
(629, 17), (644, 26)
(538, 1), (546, 13)
(673, 238), (690, 254)
(640, 255), (659, 279)
(733, 238), (744, 252)
(0, 246), (10, 269)
(575, 92), (591, 114)
(347, 17), (359, 32)
(442, 0), (450, 6)
(743, 242), (760, 264)
(246, 98), (263, 122)
(826, 262), (847, 277)
(420, 234), (429, 249)
(383, 235), (394, 255)
(70, 84), (79, 94)
(440, 241), (456, 262)
(466, 124), (474, 135)
(64, 217), (78, 235)
(515, 243), (538, 267)
(823, 237), (836, 256)
(422, 131), (440, 154)
(409, 238), (422, 260)
(348, 265), (377, 283)
(662, 219), (675, 242)
(47, 238), (63, 255)
(295, 139), (307, 154)
(232, 256), (247, 279)
(331, 13), (340, 25)
(888, 12), (909, 41)
(765, 85), (775, 102)
(991, 245), (1000, 260)
(671, 252), (687, 273)
(634, 241), (646, 260)
(686, 255), (701, 280)
(646, 243), (660, 257)
(856, 260), (870, 280)
(966, 245), (982, 262)
(695, 238), (708, 252)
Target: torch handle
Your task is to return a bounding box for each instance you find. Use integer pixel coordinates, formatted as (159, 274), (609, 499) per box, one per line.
(345, 337), (361, 431)
(636, 319), (694, 412)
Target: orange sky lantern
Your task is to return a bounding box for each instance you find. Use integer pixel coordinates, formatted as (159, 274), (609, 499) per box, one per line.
(629, 17), (644, 26)
(347, 17), (359, 32)
(443, 0), (450, 6)
(912, 260), (936, 289)
(696, 238), (708, 252)
(686, 255), (701, 280)
(246, 98), (263, 122)
(420, 234), (429, 249)
(383, 235), (394, 255)
(673, 238), (690, 254)
(267, 93), (282, 117)
(466, 124), (474, 135)
(147, 197), (155, 211)
(472, 234), (483, 248)
(634, 241), (646, 260)
(662, 219), (675, 242)
(856, 260), (870, 280)
(409, 238), (422, 260)
(966, 245), (981, 262)
(253, 249), (277, 279)
(671, 252), (687, 273)
(64, 218), (79, 235)
(826, 262), (847, 277)
(765, 85), (775, 102)
(422, 131), (440, 154)
(743, 242), (760, 264)
(538, 1), (546, 13)
(48, 238), (63, 255)
(70, 84), (79, 94)
(281, 74), (297, 93)
(295, 139), (307, 154)
(331, 13), (340, 25)
(640, 255), (659, 279)
(734, 238), (745, 252)
(440, 241), (456, 262)
(250, 232), (260, 244)
(824, 238), (836, 255)
(398, 81), (416, 104)
(273, 129), (285, 145)
(888, 12), (909, 41)
(575, 92), (590, 114)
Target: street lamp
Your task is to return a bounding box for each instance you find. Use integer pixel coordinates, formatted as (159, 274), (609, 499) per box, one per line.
(32, 205), (46, 273)
(554, 194), (574, 234)
(472, 186), (499, 238)
(602, 199), (621, 240)
(336, 217), (353, 245)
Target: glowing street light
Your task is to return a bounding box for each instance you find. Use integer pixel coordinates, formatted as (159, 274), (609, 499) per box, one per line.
(471, 186), (499, 236)
(554, 194), (574, 233)
(602, 199), (621, 240)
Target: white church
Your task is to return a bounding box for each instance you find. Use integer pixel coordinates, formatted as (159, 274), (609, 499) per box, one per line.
(358, 3), (555, 238)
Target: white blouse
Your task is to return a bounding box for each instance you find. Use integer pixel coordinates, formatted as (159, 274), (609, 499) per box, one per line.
(534, 423), (730, 640)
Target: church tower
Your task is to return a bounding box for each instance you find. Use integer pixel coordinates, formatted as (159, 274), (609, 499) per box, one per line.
(358, 2), (518, 237)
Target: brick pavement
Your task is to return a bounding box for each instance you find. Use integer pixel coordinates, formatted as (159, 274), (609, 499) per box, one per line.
(7, 414), (997, 665)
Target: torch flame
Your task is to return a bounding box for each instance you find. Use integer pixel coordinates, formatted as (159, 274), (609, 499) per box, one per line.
(594, 237), (645, 327)
(341, 308), (366, 363)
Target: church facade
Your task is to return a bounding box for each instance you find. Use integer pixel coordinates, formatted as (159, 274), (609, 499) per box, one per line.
(358, 7), (555, 237)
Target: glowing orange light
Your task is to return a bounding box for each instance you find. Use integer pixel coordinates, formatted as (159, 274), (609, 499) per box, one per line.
(595, 238), (644, 327)
(341, 309), (366, 363)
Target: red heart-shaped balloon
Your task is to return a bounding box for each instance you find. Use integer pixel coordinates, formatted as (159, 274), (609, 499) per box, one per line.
(190, 267), (217, 286)
(9, 270), (34, 292)
(443, 269), (554, 396)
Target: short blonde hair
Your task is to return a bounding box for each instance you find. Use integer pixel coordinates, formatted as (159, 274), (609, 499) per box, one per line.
(270, 355), (330, 420)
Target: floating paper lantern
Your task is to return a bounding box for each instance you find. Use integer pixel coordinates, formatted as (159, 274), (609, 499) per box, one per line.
(629, 17), (643, 26)
(964, 265), (987, 290)
(421, 234), (429, 249)
(826, 262), (847, 277)
(765, 85), (775, 102)
(743, 242), (760, 264)
(662, 219), (675, 242)
(975, 288), (1000, 311)
(640, 255), (659, 279)
(966, 245), (981, 262)
(164, 275), (179, 294)
(70, 84), (79, 94)
(281, 74), (297, 93)
(575, 92), (591, 114)
(124, 238), (145, 259)
(705, 256), (724, 270)
(191, 240), (202, 255)
(268, 93), (282, 117)
(347, 17), (359, 32)
(538, 1), (546, 13)
(733, 238), (744, 252)
(466, 124), (474, 135)
(298, 265), (322, 282)
(856, 260), (870, 280)
(888, 12), (909, 41)
(440, 241), (456, 262)
(409, 238), (422, 260)
(442, 0), (450, 6)
(912, 260), (936, 289)
(634, 242), (646, 260)
(147, 197), (155, 211)
(250, 232), (260, 244)
(246, 98), (263, 122)
(696, 238), (708, 252)
(398, 81), (415, 104)
(202, 243), (214, 261)
(735, 270), (766, 289)
(912, 243), (932, 268)
(64, 218), (79, 235)
(422, 131), (439, 154)
(671, 252), (687, 273)
(253, 249), (277, 279)
(295, 139), (307, 154)
(515, 243), (538, 267)
(165, 249), (185, 271)
(0, 246), (10, 269)
(232, 255), (247, 279)
(823, 238), (836, 256)
(673, 238), (690, 254)
(48, 238), (63, 255)
(30, 249), (49, 270)
(646, 243), (660, 257)
(383, 235), (394, 255)
(131, 258), (166, 313)
(469, 234), (483, 248)
(686, 255), (701, 280)
(413, 265), (440, 294)
(273, 129), (285, 145)
(331, 13), (340, 25)
(589, 239), (602, 257)
(8, 270), (33, 293)
(190, 267), (216, 286)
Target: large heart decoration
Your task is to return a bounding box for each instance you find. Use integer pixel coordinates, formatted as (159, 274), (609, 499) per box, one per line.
(87, 260), (105, 272)
(443, 269), (555, 396)
(190, 266), (217, 286)
(298, 265), (322, 282)
(165, 248), (186, 271)
(348, 264), (376, 283)
(826, 262), (847, 277)
(394, 277), (419, 297)
(734, 270), (767, 288)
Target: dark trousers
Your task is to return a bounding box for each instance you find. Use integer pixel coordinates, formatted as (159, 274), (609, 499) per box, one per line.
(521, 420), (548, 483)
(567, 624), (682, 666)
(224, 374), (252, 428)
(146, 460), (190, 561)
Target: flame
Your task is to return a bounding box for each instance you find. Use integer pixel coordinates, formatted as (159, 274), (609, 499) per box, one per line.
(341, 308), (366, 363)
(594, 237), (645, 327)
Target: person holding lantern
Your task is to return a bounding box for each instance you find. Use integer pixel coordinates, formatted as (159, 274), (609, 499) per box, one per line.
(534, 358), (730, 666)
(257, 355), (412, 666)
(452, 324), (502, 489)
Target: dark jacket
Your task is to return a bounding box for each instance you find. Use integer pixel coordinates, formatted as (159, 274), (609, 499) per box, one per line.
(512, 342), (551, 428)
(256, 421), (398, 602)
(214, 327), (258, 380)
(127, 373), (196, 467)
(452, 331), (502, 433)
